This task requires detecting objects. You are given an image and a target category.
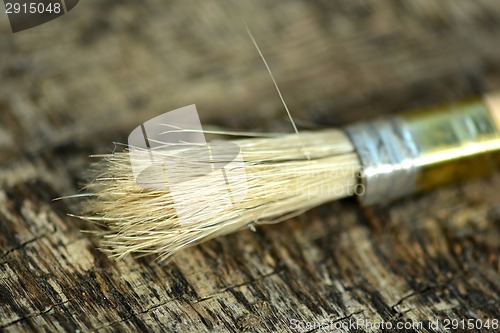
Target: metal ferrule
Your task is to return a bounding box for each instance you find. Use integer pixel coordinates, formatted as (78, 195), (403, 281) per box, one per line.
(345, 95), (500, 205)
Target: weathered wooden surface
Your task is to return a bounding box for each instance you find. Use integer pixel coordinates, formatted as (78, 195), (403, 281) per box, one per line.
(0, 1), (499, 332)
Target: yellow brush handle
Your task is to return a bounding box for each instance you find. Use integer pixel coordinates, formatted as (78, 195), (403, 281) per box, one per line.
(402, 95), (500, 191)
(346, 93), (500, 205)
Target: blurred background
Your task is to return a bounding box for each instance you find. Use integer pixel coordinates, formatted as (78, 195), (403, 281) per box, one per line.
(2, 0), (500, 188)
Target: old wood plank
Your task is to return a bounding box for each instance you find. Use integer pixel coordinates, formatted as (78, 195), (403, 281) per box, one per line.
(0, 0), (499, 332)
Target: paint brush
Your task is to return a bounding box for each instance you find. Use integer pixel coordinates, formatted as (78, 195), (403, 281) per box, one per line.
(77, 93), (500, 261)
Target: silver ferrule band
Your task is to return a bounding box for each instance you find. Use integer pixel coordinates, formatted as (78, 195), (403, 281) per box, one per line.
(345, 118), (420, 205)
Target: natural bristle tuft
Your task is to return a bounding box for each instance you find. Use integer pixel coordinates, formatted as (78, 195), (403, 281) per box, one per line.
(79, 130), (360, 261)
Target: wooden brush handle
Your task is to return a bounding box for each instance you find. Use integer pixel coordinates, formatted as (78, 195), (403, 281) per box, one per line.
(485, 93), (500, 130)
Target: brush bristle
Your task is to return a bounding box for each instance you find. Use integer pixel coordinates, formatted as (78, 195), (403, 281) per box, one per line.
(81, 130), (361, 261)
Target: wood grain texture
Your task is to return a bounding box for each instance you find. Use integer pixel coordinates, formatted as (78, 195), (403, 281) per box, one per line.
(0, 0), (499, 332)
